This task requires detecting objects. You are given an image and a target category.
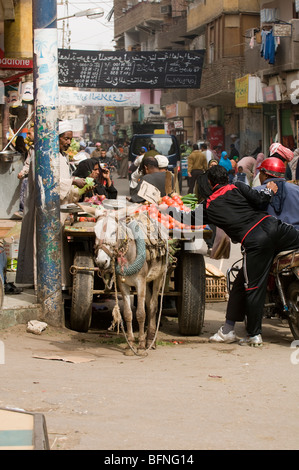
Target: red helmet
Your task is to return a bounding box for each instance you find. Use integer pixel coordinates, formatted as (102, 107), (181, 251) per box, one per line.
(257, 157), (286, 178)
(269, 143), (294, 162)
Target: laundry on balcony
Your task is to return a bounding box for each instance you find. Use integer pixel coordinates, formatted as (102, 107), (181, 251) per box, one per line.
(260, 28), (280, 65)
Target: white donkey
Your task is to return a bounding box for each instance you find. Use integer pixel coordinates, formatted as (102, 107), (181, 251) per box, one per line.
(94, 211), (168, 352)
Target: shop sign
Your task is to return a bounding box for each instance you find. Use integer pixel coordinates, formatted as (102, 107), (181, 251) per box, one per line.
(104, 107), (115, 119)
(165, 103), (178, 119)
(174, 120), (184, 129)
(262, 85), (281, 102)
(0, 57), (33, 69)
(235, 75), (249, 107)
(273, 24), (292, 37)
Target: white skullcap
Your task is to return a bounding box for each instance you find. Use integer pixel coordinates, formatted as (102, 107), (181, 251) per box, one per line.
(155, 154), (169, 168)
(59, 120), (73, 135)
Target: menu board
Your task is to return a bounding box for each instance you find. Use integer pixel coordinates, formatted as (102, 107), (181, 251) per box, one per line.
(58, 49), (205, 89)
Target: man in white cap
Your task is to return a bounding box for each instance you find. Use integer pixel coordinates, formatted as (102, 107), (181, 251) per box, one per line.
(58, 120), (86, 209)
(59, 121), (91, 289)
(155, 154), (169, 171)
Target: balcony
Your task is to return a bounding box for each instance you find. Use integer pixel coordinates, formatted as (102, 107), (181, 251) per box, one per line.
(187, 0), (260, 34)
(114, 2), (165, 39)
(245, 19), (299, 78)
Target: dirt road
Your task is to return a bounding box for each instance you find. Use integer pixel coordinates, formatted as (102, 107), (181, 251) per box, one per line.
(1, 180), (299, 451)
(1, 300), (299, 451)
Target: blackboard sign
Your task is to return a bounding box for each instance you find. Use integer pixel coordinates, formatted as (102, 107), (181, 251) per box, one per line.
(58, 49), (205, 89)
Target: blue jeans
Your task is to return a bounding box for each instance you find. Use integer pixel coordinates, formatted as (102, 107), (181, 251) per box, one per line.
(0, 246), (7, 284)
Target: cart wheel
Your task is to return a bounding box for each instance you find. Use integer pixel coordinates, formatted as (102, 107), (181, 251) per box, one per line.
(175, 252), (205, 335)
(70, 251), (94, 332)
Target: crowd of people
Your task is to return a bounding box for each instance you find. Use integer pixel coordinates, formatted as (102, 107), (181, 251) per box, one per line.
(3, 121), (299, 349)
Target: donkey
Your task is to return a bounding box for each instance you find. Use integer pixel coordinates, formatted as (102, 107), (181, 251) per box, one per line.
(94, 212), (168, 352)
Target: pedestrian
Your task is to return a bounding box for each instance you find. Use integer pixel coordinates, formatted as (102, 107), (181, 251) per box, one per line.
(204, 143), (213, 164)
(286, 148), (299, 181)
(91, 142), (102, 159)
(97, 149), (111, 166)
(229, 143), (239, 160)
(118, 141), (129, 179)
(237, 155), (256, 185)
(14, 129), (33, 219)
(15, 125), (37, 287)
(218, 151), (232, 172)
(144, 143), (159, 157)
(167, 164), (299, 346)
(251, 139), (262, 158)
(187, 143), (208, 192)
(233, 165), (249, 185)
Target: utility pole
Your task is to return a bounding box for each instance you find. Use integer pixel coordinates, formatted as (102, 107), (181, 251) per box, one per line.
(33, 0), (63, 326)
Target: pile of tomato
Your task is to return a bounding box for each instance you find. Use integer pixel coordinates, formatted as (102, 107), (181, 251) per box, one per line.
(134, 194), (205, 231)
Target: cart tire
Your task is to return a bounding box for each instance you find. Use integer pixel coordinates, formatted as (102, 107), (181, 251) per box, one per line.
(175, 252), (205, 335)
(70, 251), (94, 332)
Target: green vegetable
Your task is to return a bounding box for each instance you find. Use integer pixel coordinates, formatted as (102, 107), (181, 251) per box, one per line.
(77, 177), (95, 195)
(181, 193), (198, 210)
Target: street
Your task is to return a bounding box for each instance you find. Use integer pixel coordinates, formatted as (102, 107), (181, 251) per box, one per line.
(1, 176), (299, 451)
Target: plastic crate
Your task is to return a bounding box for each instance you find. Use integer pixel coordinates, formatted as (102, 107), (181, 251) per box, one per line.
(205, 276), (228, 302)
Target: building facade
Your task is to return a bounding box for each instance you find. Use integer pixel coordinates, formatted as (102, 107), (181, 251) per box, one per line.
(244, 0), (299, 153)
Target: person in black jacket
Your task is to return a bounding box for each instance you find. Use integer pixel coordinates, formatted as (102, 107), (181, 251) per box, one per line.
(168, 165), (299, 346)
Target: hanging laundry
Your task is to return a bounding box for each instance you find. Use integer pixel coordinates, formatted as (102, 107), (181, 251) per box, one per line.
(260, 29), (277, 65)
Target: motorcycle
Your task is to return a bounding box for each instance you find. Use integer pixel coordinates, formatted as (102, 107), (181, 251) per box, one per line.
(227, 249), (299, 340)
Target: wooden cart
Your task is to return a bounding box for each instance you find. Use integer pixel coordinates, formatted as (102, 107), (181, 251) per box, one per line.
(62, 204), (211, 336)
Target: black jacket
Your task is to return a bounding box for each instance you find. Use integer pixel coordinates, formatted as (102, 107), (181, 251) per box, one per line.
(169, 181), (273, 245)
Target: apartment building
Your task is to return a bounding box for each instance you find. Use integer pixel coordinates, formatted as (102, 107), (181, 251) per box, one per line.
(114, 0), (194, 142)
(244, 0), (299, 152)
(185, 0), (260, 154)
(114, 1), (263, 152)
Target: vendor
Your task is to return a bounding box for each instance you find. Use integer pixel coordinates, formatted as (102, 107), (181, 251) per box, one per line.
(73, 157), (117, 200)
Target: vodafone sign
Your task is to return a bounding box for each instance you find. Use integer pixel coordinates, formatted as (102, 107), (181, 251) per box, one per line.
(0, 58), (33, 69)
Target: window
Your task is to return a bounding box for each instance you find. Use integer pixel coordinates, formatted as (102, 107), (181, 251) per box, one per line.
(208, 25), (215, 63)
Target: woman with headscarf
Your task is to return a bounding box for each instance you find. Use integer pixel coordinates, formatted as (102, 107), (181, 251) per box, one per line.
(73, 157), (117, 200)
(286, 148), (299, 181)
(219, 151), (232, 172)
(255, 153), (266, 175)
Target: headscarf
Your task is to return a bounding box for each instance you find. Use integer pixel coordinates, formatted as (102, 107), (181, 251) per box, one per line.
(269, 143), (294, 162)
(255, 152), (265, 175)
(219, 151), (232, 172)
(73, 157), (98, 178)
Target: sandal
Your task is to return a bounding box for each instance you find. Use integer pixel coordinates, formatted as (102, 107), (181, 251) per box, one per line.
(4, 282), (23, 295)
